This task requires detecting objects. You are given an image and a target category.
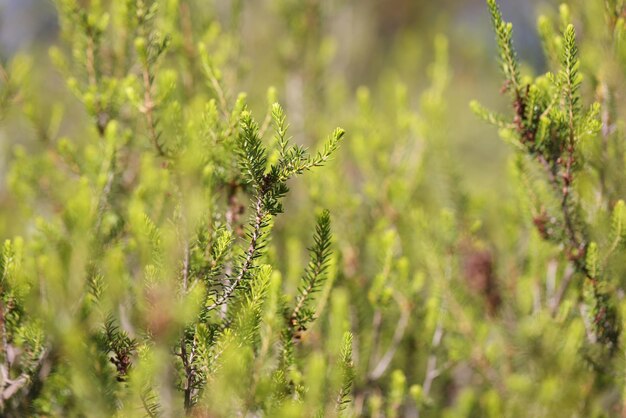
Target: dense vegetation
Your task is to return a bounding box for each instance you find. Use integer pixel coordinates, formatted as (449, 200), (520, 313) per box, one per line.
(2, 0), (626, 416)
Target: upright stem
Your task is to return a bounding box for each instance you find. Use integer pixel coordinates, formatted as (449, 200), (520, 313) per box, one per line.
(415, 318), (444, 418)
(368, 294), (410, 381)
(207, 193), (266, 312)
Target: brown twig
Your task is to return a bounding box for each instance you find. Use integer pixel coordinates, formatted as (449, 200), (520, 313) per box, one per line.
(179, 335), (196, 412)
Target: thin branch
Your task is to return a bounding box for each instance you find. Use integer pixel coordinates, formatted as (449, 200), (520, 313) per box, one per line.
(550, 265), (575, 316)
(179, 335), (196, 412)
(368, 293), (410, 381)
(206, 193), (266, 312)
(0, 348), (47, 404)
(290, 225), (332, 324)
(203, 60), (230, 120)
(416, 319), (444, 418)
(140, 63), (166, 156)
(535, 152), (586, 271)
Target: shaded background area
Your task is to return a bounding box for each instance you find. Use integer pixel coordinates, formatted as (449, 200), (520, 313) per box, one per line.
(0, 0), (57, 56)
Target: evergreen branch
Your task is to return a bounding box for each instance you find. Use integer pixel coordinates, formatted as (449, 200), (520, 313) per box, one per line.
(290, 210), (333, 331)
(558, 26), (580, 237)
(206, 193), (267, 312)
(486, 0), (521, 95)
(335, 332), (355, 413)
(275, 127), (345, 182)
(140, 388), (162, 418)
(484, 3), (588, 272)
(582, 243), (619, 347)
(309, 128), (345, 168)
(482, 2), (619, 349)
(560, 24), (581, 137)
(534, 152), (585, 267)
(233, 265), (272, 343)
(271, 103), (289, 159)
(238, 111), (268, 190)
(101, 316), (137, 381)
(211, 113), (343, 313)
(469, 100), (516, 130)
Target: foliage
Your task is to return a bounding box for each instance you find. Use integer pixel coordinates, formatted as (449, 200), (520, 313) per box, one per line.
(2, 0), (626, 417)
(0, 0), (346, 416)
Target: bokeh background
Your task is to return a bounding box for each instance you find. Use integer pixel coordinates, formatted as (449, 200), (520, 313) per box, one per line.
(0, 0), (550, 194)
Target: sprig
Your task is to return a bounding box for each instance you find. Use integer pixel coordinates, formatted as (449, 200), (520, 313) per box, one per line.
(487, 0), (521, 96)
(290, 210), (333, 334)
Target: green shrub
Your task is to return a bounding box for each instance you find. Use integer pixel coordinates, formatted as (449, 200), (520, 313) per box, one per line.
(2, 0), (626, 417)
(0, 1), (348, 416)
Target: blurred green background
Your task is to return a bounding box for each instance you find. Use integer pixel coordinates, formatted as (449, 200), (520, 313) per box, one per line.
(0, 0), (552, 196)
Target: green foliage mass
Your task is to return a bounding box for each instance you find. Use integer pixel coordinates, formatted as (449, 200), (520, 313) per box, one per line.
(2, 0), (626, 417)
